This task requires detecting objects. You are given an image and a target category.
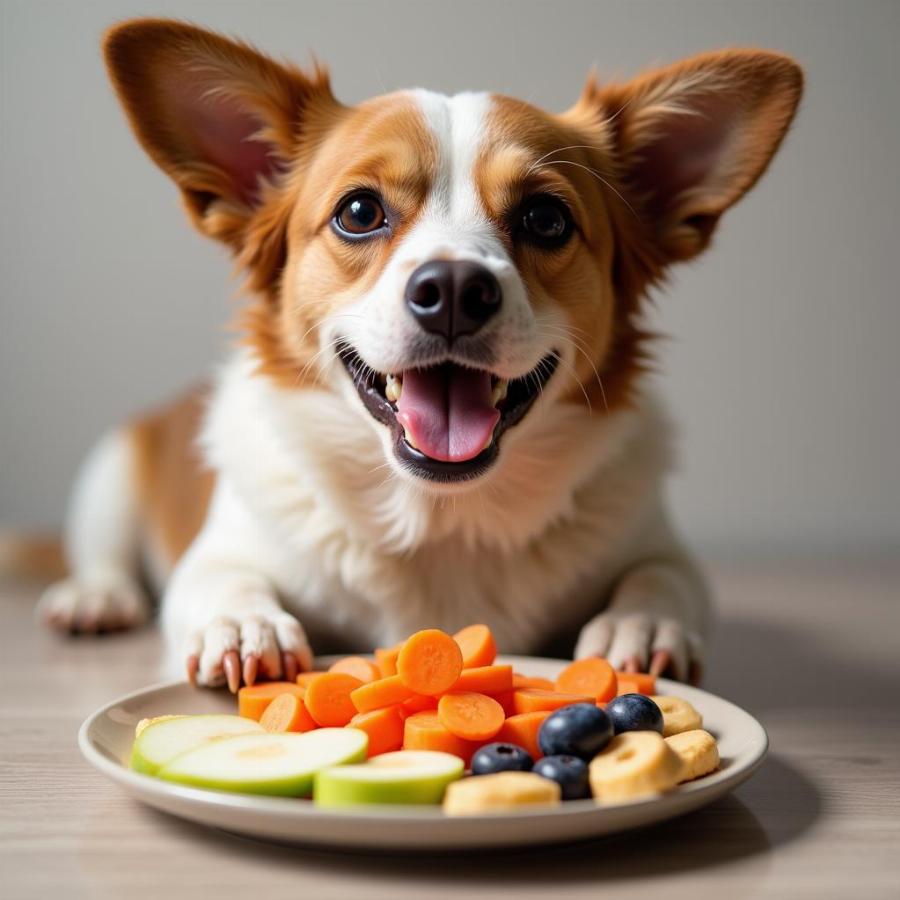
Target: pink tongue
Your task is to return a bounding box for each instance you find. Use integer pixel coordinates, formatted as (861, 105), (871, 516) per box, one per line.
(396, 366), (500, 463)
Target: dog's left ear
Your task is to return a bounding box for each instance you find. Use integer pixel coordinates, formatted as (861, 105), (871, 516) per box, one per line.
(570, 50), (803, 261)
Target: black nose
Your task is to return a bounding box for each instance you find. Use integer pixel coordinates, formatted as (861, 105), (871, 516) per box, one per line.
(404, 260), (501, 342)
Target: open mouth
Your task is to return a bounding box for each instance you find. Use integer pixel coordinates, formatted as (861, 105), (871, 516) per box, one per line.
(338, 343), (559, 482)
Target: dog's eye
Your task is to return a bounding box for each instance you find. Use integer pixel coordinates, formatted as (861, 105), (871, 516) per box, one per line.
(519, 196), (573, 248)
(334, 193), (387, 237)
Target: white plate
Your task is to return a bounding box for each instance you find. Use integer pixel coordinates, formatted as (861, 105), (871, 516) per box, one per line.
(79, 655), (767, 850)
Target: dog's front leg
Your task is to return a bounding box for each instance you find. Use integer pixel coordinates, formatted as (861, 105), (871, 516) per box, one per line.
(161, 482), (313, 691)
(574, 559), (711, 684)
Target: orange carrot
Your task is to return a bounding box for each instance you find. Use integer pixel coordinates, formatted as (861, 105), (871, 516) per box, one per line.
(615, 672), (657, 696)
(402, 710), (479, 764)
(555, 657), (618, 702)
(328, 656), (381, 683)
(296, 671), (327, 688)
(438, 692), (505, 742)
(237, 682), (308, 721)
(512, 673), (556, 690)
(449, 664), (513, 695)
(495, 711), (551, 761)
(512, 689), (594, 715)
(351, 674), (415, 714)
(399, 692), (439, 717)
(453, 624), (497, 668)
(396, 629), (463, 695)
(375, 645), (401, 677)
(493, 689), (517, 717)
(304, 672), (364, 726)
(259, 692), (317, 733)
(348, 706), (404, 757)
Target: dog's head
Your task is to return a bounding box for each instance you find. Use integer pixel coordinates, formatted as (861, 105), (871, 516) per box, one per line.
(105, 20), (801, 488)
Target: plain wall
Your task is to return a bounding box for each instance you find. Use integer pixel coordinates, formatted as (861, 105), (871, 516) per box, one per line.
(2, 0), (898, 559)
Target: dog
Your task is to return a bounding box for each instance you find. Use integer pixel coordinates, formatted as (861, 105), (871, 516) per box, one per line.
(35, 19), (802, 691)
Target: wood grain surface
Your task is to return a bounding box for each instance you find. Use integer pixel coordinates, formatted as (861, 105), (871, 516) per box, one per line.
(2, 561), (898, 899)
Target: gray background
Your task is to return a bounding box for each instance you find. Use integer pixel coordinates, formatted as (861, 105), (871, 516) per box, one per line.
(2, 0), (898, 559)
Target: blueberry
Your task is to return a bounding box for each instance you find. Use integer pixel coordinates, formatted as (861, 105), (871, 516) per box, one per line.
(538, 703), (613, 760)
(533, 754), (590, 800)
(605, 694), (664, 735)
(470, 742), (534, 775)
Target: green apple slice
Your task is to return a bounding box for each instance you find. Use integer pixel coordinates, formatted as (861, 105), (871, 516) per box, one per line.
(314, 749), (464, 807)
(130, 714), (264, 775)
(157, 728), (369, 797)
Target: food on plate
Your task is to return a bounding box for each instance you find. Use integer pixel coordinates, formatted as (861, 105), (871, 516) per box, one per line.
(615, 672), (656, 696)
(554, 657), (618, 703)
(651, 695), (703, 737)
(157, 728), (368, 796)
(512, 673), (556, 691)
(495, 711), (551, 761)
(532, 754), (591, 800)
(350, 673), (415, 713)
(537, 703), (614, 760)
(348, 706), (405, 757)
(443, 771), (561, 815)
(304, 672), (364, 726)
(437, 691), (506, 742)
(314, 749), (463, 807)
(402, 710), (478, 762)
(237, 681), (308, 721)
(452, 624), (497, 668)
(374, 644), (402, 677)
(130, 714), (264, 775)
(665, 729), (720, 782)
(259, 692), (317, 733)
(134, 714), (184, 738)
(513, 689), (595, 714)
(588, 731), (684, 803)
(449, 664), (514, 694)
(327, 656), (381, 683)
(470, 742), (534, 776)
(605, 694), (664, 735)
(397, 628), (464, 695)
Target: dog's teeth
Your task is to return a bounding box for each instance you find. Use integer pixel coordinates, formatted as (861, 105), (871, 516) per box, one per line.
(491, 379), (508, 406)
(386, 374), (402, 403)
(402, 425), (418, 450)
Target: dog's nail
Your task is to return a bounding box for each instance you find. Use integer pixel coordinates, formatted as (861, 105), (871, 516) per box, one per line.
(243, 654), (259, 687)
(649, 649), (671, 677)
(186, 654), (199, 686)
(689, 660), (704, 687)
(282, 651), (298, 684)
(223, 650), (241, 693)
(622, 655), (641, 674)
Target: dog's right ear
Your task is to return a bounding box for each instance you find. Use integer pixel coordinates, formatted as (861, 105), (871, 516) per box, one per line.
(103, 18), (338, 249)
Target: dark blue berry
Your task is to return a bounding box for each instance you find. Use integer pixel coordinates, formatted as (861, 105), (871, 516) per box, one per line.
(532, 754), (590, 800)
(538, 703), (613, 760)
(605, 694), (664, 735)
(470, 742), (534, 776)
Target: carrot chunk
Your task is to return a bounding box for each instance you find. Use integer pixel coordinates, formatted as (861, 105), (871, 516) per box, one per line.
(449, 664), (513, 695)
(237, 682), (308, 721)
(348, 706), (404, 757)
(495, 711), (551, 761)
(402, 710), (479, 764)
(304, 672), (364, 726)
(374, 645), (402, 677)
(615, 672), (657, 696)
(328, 656), (381, 683)
(399, 693), (439, 717)
(438, 692), (505, 742)
(555, 657), (618, 702)
(396, 629), (463, 695)
(350, 674), (415, 713)
(493, 689), (517, 717)
(296, 671), (328, 688)
(453, 624), (497, 668)
(512, 673), (556, 691)
(512, 689), (594, 715)
(259, 692), (317, 733)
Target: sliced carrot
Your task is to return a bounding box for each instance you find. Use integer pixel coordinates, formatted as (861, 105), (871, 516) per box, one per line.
(512, 689), (594, 715)
(438, 692), (505, 742)
(304, 672), (364, 726)
(453, 624), (497, 668)
(493, 689), (517, 717)
(449, 664), (513, 695)
(512, 673), (556, 691)
(237, 682), (308, 721)
(555, 657), (618, 702)
(402, 710), (479, 764)
(259, 692), (317, 733)
(328, 656), (381, 683)
(399, 692), (439, 717)
(351, 674), (415, 713)
(296, 671), (328, 688)
(348, 706), (404, 757)
(396, 629), (463, 695)
(615, 672), (657, 696)
(375, 645), (401, 677)
(496, 711), (551, 761)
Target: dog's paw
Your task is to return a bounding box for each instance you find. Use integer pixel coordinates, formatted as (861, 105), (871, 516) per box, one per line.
(574, 613), (703, 683)
(185, 608), (313, 692)
(37, 574), (149, 634)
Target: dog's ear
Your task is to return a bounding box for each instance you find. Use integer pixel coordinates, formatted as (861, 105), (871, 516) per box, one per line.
(103, 18), (337, 249)
(570, 50), (802, 262)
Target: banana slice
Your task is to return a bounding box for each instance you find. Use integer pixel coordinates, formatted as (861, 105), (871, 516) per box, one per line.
(443, 772), (561, 815)
(666, 729), (719, 782)
(589, 731), (684, 803)
(650, 695), (702, 736)
(134, 715), (185, 738)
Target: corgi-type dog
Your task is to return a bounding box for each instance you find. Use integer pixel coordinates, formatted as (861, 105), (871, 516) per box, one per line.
(37, 19), (802, 690)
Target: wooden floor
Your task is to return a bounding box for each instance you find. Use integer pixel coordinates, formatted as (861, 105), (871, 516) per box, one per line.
(2, 561), (898, 899)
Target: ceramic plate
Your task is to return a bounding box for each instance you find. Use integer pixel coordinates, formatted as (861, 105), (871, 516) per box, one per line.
(79, 655), (767, 850)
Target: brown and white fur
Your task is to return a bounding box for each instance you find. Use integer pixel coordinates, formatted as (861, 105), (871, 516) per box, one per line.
(37, 19), (802, 690)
